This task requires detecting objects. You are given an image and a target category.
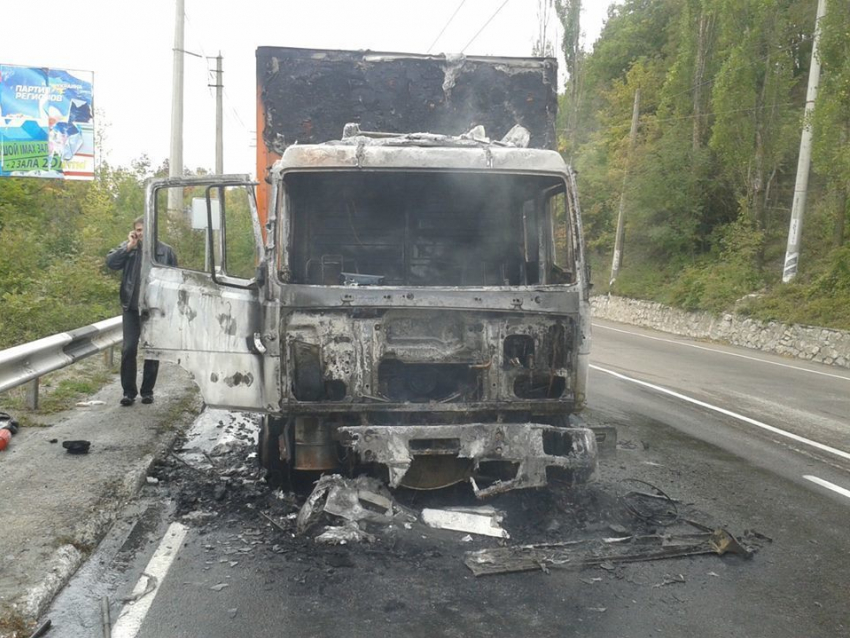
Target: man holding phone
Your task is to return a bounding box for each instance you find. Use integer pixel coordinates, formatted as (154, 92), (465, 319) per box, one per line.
(106, 217), (177, 406)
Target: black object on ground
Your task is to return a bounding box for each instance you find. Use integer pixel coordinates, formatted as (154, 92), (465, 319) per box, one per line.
(0, 411), (20, 434)
(28, 618), (52, 638)
(464, 528), (759, 577)
(62, 440), (91, 454)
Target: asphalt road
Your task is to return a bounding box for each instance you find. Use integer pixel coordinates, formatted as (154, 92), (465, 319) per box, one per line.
(44, 320), (850, 637)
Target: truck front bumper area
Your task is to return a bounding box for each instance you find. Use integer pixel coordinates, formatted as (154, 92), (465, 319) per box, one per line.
(338, 423), (598, 498)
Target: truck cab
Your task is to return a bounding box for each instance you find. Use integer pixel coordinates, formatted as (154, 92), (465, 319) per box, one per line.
(138, 48), (598, 495)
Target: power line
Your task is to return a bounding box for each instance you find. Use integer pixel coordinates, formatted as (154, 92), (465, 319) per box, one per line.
(184, 9), (216, 96)
(427, 0), (467, 53)
(560, 101), (797, 137)
(461, 0), (511, 53)
(183, 9), (251, 139)
(223, 86), (250, 133)
(646, 101), (796, 125)
(661, 42), (801, 105)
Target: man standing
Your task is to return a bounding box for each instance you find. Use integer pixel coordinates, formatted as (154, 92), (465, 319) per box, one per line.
(106, 217), (177, 406)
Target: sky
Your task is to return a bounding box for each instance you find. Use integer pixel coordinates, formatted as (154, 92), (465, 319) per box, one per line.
(2, 0), (613, 177)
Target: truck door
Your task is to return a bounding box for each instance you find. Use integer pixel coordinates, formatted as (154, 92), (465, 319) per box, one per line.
(140, 176), (273, 411)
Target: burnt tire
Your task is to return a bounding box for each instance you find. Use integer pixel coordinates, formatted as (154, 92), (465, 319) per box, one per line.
(258, 415), (290, 489)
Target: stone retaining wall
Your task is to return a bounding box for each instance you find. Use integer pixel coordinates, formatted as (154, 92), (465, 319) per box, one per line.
(591, 295), (850, 369)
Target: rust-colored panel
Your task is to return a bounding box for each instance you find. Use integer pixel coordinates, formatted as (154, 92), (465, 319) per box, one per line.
(255, 76), (280, 233)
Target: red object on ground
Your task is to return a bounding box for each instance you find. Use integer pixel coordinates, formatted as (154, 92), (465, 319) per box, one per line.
(0, 427), (11, 451)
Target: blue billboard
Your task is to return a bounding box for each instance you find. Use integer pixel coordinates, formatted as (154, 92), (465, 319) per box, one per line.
(0, 65), (94, 179)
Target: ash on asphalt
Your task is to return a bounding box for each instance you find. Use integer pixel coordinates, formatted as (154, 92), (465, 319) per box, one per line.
(145, 413), (760, 584)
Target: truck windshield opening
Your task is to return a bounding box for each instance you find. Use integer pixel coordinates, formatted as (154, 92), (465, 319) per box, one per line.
(285, 171), (571, 287)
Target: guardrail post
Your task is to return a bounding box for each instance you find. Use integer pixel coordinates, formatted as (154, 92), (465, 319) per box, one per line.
(26, 378), (39, 410)
(103, 345), (115, 368)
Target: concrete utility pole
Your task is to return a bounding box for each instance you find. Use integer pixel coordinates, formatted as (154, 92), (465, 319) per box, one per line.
(782, 0), (827, 283)
(213, 53), (223, 174)
(168, 0), (185, 214)
(610, 88), (641, 286)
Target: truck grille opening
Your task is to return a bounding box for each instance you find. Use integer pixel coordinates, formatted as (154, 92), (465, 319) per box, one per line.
(514, 373), (566, 399)
(504, 334), (534, 368)
(378, 361), (479, 402)
(477, 460), (521, 482)
(542, 429), (574, 456)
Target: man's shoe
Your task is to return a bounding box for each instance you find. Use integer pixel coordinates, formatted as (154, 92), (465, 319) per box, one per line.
(120, 396), (135, 406)
(141, 395), (154, 404)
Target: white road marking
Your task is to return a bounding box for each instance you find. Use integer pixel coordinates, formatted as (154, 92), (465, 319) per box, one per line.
(590, 364), (850, 463)
(112, 522), (189, 638)
(804, 475), (850, 500)
(592, 323), (850, 382)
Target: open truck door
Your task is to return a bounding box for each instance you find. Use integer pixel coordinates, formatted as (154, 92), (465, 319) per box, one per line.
(139, 175), (276, 412)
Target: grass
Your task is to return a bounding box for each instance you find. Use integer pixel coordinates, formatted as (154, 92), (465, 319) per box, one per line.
(0, 609), (31, 638)
(590, 243), (850, 332)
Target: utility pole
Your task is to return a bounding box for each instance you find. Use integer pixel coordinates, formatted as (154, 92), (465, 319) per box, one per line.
(212, 52), (223, 174)
(168, 0), (185, 215)
(610, 88), (641, 286)
(782, 0), (827, 283)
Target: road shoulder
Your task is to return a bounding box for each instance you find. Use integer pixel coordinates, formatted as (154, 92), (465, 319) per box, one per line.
(0, 363), (199, 631)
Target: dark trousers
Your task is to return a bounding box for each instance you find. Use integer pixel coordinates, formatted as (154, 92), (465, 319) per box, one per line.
(121, 309), (159, 398)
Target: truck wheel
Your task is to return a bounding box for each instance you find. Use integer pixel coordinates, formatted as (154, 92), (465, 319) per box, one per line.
(258, 415), (290, 489)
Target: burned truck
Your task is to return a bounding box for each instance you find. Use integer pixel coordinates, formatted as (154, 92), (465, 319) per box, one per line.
(139, 47), (598, 496)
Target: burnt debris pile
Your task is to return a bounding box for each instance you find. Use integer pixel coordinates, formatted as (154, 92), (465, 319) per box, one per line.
(146, 427), (769, 579)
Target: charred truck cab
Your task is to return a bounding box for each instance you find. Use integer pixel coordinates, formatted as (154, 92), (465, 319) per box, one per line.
(140, 47), (600, 496)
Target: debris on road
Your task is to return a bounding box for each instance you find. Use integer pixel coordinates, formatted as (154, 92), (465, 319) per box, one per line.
(295, 474), (415, 535)
(210, 583), (229, 592)
(709, 528), (753, 558)
(315, 522), (376, 545)
(141, 407), (774, 615)
(463, 528), (759, 577)
(617, 478), (679, 526)
(654, 574), (686, 587)
(76, 400), (106, 407)
(101, 595), (111, 638)
(259, 511), (289, 534)
(119, 573), (157, 604)
(0, 411), (20, 432)
(62, 440), (91, 454)
(28, 618), (52, 638)
(421, 506), (509, 539)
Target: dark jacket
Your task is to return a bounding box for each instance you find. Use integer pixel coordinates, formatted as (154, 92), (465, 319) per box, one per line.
(106, 241), (177, 311)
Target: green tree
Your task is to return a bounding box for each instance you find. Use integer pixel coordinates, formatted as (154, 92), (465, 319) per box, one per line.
(812, 0), (850, 247)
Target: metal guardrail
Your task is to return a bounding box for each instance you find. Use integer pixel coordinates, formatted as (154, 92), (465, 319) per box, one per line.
(0, 316), (123, 407)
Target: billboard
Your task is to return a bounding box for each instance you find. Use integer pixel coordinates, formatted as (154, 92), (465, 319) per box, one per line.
(0, 64), (94, 180)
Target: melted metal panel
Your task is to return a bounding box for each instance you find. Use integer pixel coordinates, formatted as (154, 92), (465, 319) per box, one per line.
(339, 423), (597, 497)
